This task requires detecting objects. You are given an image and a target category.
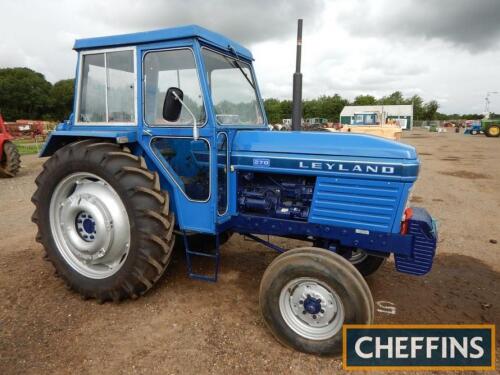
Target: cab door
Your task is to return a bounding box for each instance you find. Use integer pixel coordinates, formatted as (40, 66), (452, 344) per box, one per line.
(138, 43), (216, 233)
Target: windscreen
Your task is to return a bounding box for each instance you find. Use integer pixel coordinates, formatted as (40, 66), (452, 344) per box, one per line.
(202, 48), (263, 126)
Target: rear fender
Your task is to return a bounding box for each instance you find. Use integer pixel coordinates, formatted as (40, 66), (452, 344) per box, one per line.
(40, 130), (137, 157)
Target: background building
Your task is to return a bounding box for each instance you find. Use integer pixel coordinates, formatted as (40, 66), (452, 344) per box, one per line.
(340, 105), (413, 130)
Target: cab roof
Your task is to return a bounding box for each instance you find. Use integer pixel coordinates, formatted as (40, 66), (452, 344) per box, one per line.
(73, 24), (253, 60)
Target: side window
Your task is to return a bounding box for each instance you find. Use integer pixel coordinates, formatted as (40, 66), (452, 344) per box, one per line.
(143, 49), (205, 126)
(78, 50), (135, 124)
(79, 54), (106, 122)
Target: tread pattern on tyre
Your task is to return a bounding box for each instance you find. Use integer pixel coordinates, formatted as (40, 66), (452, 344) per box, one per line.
(31, 139), (175, 302)
(1, 141), (21, 176)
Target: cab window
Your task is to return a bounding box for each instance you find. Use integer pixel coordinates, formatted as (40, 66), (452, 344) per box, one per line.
(78, 49), (135, 124)
(143, 49), (206, 126)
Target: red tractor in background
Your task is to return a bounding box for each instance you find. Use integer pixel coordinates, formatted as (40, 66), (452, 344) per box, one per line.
(0, 114), (21, 177)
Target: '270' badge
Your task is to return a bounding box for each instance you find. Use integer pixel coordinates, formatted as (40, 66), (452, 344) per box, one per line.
(253, 158), (270, 167)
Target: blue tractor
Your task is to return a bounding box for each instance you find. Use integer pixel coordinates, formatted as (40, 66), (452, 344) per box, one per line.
(32, 25), (437, 355)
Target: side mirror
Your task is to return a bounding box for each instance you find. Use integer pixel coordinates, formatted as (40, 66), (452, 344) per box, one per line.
(163, 87), (184, 121)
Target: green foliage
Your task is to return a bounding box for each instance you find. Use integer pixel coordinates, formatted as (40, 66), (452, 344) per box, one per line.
(303, 95), (349, 122)
(0, 68), (52, 120)
(423, 100), (439, 121)
(50, 79), (74, 121)
(264, 98), (292, 123)
(378, 91), (406, 105)
(0, 67), (74, 122)
(353, 95), (376, 105)
(266, 95), (348, 123)
(264, 91), (443, 123)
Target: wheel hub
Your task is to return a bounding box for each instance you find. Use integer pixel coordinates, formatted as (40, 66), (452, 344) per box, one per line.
(303, 296), (322, 315)
(49, 173), (131, 279)
(279, 278), (345, 340)
(76, 212), (97, 242)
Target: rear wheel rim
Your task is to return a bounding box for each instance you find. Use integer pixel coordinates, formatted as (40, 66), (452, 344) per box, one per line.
(279, 277), (345, 340)
(49, 172), (131, 279)
(490, 126), (500, 136)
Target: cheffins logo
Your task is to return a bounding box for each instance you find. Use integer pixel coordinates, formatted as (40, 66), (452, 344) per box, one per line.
(343, 325), (495, 371)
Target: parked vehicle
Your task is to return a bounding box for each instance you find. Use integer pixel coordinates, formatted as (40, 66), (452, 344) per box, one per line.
(482, 119), (500, 137)
(0, 114), (21, 177)
(464, 123), (483, 135)
(32, 25), (438, 355)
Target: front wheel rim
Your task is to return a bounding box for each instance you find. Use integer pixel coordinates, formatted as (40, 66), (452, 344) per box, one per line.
(279, 277), (345, 340)
(49, 172), (131, 279)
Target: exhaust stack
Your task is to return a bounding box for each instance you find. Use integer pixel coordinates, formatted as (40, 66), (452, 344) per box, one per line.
(291, 19), (303, 131)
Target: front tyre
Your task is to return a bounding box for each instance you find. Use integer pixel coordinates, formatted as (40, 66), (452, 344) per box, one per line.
(31, 140), (175, 302)
(259, 247), (374, 356)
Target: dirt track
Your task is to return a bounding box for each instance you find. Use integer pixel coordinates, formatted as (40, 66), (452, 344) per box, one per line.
(0, 129), (499, 374)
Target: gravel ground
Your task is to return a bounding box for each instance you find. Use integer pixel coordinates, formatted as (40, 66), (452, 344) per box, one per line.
(0, 129), (498, 374)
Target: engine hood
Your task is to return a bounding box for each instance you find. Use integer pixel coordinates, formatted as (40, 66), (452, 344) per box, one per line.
(232, 131), (417, 160)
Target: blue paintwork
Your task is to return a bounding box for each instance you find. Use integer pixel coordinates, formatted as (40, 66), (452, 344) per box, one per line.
(309, 177), (409, 233)
(41, 129), (137, 156)
(304, 296), (322, 315)
(464, 124), (482, 135)
(73, 25), (253, 60)
(233, 131), (417, 159)
(228, 214), (412, 255)
(41, 25), (438, 278)
(394, 207), (437, 275)
(231, 152), (419, 182)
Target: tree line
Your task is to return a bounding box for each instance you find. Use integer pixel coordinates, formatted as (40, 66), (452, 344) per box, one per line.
(0, 66), (493, 123)
(264, 91), (488, 124)
(0, 68), (73, 121)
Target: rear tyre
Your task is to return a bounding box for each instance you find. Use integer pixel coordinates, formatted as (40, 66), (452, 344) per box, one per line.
(0, 141), (21, 177)
(346, 249), (386, 277)
(31, 140), (175, 302)
(485, 125), (500, 137)
(259, 247), (374, 356)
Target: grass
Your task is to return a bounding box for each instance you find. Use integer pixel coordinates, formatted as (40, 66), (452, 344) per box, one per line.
(12, 139), (44, 155)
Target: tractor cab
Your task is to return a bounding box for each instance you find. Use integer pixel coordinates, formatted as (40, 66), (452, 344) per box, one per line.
(45, 25), (268, 233)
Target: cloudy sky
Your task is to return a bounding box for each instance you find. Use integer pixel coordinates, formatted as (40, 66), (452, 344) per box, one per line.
(1, 0), (499, 114)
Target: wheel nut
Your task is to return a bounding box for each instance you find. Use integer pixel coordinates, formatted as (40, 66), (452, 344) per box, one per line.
(320, 309), (324, 314)
(302, 310), (306, 314)
(312, 315), (317, 319)
(299, 300), (303, 305)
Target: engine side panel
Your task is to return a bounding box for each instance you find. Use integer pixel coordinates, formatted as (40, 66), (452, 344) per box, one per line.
(309, 176), (409, 233)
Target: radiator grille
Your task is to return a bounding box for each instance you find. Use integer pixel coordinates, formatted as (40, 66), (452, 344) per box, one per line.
(309, 177), (403, 232)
